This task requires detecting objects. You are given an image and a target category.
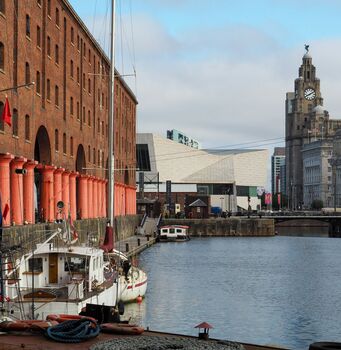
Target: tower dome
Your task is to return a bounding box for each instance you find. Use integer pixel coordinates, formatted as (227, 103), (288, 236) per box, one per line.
(303, 52), (312, 59)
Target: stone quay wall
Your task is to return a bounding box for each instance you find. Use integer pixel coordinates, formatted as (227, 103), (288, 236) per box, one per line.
(162, 218), (275, 237)
(2, 215), (141, 258)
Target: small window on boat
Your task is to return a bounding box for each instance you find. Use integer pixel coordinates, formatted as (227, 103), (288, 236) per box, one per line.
(65, 257), (86, 272)
(161, 229), (168, 233)
(28, 258), (43, 273)
(176, 229), (182, 233)
(169, 228), (175, 234)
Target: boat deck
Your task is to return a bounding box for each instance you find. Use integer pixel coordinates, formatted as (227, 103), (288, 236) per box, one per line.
(0, 329), (288, 350)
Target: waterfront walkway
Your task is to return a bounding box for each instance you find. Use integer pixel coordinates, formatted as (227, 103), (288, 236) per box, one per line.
(115, 234), (156, 258)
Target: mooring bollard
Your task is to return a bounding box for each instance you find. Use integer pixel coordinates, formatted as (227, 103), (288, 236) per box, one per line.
(137, 238), (141, 246)
(126, 243), (129, 252)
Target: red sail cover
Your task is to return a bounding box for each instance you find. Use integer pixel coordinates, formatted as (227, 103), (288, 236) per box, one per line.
(2, 97), (11, 127)
(100, 226), (114, 252)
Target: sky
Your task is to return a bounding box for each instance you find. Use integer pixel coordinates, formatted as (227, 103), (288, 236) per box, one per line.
(68, 0), (341, 153)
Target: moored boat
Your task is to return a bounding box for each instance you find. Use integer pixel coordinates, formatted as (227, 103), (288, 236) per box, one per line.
(158, 225), (190, 242)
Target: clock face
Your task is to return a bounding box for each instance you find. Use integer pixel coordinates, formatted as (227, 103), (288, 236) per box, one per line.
(304, 88), (316, 100)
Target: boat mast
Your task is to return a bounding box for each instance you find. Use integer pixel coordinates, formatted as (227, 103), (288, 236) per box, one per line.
(108, 0), (116, 227)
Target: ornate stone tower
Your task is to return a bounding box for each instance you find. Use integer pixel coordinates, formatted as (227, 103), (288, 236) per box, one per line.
(285, 46), (323, 209)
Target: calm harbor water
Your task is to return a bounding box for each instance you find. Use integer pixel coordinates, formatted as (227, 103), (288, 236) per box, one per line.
(124, 236), (341, 350)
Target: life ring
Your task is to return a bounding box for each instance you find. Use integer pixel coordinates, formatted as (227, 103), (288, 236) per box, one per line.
(309, 343), (341, 350)
(100, 323), (144, 335)
(0, 320), (59, 332)
(46, 314), (97, 324)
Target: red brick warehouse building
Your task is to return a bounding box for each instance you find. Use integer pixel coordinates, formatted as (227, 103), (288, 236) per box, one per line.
(0, 0), (137, 226)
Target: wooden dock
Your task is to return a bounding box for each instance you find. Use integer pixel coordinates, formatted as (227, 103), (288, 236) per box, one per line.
(115, 234), (156, 258)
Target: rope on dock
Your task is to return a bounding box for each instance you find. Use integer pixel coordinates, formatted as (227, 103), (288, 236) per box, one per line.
(45, 318), (100, 343)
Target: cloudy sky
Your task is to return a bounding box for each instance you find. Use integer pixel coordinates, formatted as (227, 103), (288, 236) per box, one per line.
(69, 0), (341, 151)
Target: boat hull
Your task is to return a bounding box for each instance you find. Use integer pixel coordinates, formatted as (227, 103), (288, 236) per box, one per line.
(119, 267), (148, 303)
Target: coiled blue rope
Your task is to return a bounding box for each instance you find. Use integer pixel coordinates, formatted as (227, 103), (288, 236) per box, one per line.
(45, 318), (100, 343)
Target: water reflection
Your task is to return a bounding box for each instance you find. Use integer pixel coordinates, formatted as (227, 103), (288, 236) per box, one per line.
(125, 237), (341, 350)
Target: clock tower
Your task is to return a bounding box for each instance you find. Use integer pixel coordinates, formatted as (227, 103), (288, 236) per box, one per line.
(285, 46), (323, 209)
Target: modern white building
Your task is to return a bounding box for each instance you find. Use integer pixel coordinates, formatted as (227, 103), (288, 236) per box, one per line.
(136, 133), (268, 212)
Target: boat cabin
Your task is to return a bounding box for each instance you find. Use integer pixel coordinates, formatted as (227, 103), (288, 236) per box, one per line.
(158, 225), (190, 242)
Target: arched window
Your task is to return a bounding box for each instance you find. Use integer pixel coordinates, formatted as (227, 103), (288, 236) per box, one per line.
(88, 110), (90, 125)
(47, 36), (51, 56)
(55, 129), (59, 151)
(93, 148), (95, 164)
(0, 42), (4, 71)
(77, 101), (80, 120)
(82, 106), (85, 122)
(25, 62), (30, 84)
(70, 60), (73, 77)
(46, 78), (50, 100)
(88, 145), (90, 162)
(55, 85), (59, 106)
(25, 115), (30, 140)
(36, 71), (40, 94)
(47, 0), (51, 16)
(55, 8), (59, 26)
(12, 109), (18, 136)
(0, 101), (4, 131)
(88, 78), (91, 93)
(63, 133), (66, 153)
(70, 96), (73, 115)
(97, 118), (100, 133)
(0, 0), (5, 14)
(71, 27), (74, 44)
(55, 44), (59, 64)
(70, 136), (73, 156)
(77, 67), (79, 83)
(36, 25), (41, 47)
(26, 14), (30, 37)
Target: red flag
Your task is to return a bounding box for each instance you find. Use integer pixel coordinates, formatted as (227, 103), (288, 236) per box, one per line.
(3, 203), (9, 220)
(2, 97), (11, 127)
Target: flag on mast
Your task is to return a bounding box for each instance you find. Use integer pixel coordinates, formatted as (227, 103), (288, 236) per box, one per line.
(2, 97), (11, 127)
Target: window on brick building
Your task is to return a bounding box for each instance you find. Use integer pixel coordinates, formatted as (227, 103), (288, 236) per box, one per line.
(88, 78), (91, 94)
(36, 26), (41, 47)
(47, 0), (51, 17)
(37, 0), (41, 7)
(0, 42), (4, 71)
(12, 109), (18, 137)
(82, 73), (85, 88)
(88, 49), (91, 63)
(25, 115), (30, 140)
(46, 79), (50, 100)
(70, 96), (73, 115)
(82, 106), (85, 122)
(77, 101), (80, 120)
(63, 133), (66, 153)
(55, 85), (59, 106)
(77, 35), (80, 51)
(0, 102), (4, 131)
(88, 145), (90, 162)
(0, 0), (5, 14)
(97, 118), (100, 133)
(55, 44), (59, 64)
(77, 67), (79, 84)
(70, 136), (73, 156)
(70, 60), (73, 77)
(56, 8), (59, 27)
(83, 43), (85, 57)
(93, 148), (95, 164)
(88, 110), (90, 125)
(25, 62), (30, 84)
(47, 36), (51, 56)
(71, 27), (74, 44)
(26, 15), (30, 37)
(55, 129), (59, 150)
(98, 150), (100, 166)
(36, 71), (40, 94)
